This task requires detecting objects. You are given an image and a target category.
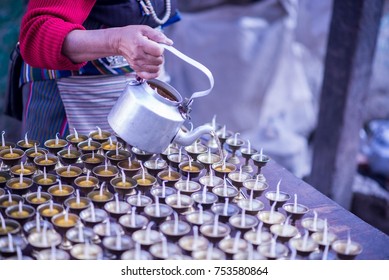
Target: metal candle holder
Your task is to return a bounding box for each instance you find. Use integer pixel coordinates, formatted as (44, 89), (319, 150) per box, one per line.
(43, 138), (68, 155)
(66, 133), (88, 148)
(143, 158), (168, 177)
(48, 184), (75, 204)
(6, 177), (34, 196)
(331, 239), (363, 260)
(0, 148), (24, 167)
(16, 139), (40, 151)
(74, 175), (99, 196)
(5, 204), (35, 226)
(185, 143), (208, 161)
(37, 202), (64, 221)
(32, 173), (58, 191)
(33, 154), (59, 172)
(131, 147), (154, 162)
(240, 147), (258, 173)
(56, 165), (83, 185)
(185, 210), (214, 226)
(106, 149), (131, 167)
(25, 147), (48, 163)
(88, 130), (111, 144)
(251, 153), (270, 175)
(119, 213), (149, 234)
(77, 140), (102, 155)
(10, 164), (37, 178)
(225, 137), (244, 165)
(57, 148), (81, 165)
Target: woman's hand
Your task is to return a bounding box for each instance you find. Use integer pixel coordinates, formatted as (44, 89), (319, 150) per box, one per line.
(63, 25), (173, 79)
(113, 25), (173, 79)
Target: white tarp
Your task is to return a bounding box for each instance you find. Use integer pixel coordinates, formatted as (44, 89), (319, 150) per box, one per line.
(164, 0), (327, 177)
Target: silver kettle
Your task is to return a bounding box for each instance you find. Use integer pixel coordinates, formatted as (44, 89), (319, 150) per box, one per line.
(107, 44), (214, 154)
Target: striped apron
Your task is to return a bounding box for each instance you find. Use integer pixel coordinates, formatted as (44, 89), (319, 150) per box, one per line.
(56, 73), (137, 136)
(20, 58), (136, 144)
(21, 59), (169, 144)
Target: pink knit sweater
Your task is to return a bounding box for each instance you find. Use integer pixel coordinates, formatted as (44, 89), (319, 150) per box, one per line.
(19, 0), (96, 70)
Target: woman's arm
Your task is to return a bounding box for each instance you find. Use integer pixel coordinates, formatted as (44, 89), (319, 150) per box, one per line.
(19, 0), (96, 70)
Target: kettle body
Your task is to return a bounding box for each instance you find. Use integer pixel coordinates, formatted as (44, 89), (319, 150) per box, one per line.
(108, 79), (186, 153)
(108, 45), (215, 154)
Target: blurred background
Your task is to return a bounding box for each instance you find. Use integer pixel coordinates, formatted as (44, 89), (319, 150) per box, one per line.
(0, 0), (388, 234)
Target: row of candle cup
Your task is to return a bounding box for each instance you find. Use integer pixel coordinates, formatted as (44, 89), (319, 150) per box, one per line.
(0, 128), (362, 260)
(0, 171), (363, 259)
(0, 206), (362, 260)
(0, 131), (274, 261)
(0, 174), (363, 260)
(0, 125), (271, 176)
(0, 137), (270, 210)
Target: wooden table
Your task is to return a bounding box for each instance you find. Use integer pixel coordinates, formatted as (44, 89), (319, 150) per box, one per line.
(260, 160), (389, 260)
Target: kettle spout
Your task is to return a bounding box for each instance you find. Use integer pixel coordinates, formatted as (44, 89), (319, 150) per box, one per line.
(174, 124), (214, 147)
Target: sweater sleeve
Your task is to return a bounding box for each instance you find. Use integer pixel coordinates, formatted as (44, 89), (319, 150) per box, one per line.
(19, 0), (96, 70)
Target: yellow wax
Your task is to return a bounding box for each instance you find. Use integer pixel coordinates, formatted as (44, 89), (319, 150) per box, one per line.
(37, 178), (53, 184)
(0, 176), (6, 182)
(69, 137), (82, 143)
(3, 153), (20, 159)
(21, 143), (34, 148)
(30, 152), (43, 157)
(1, 200), (18, 207)
(182, 165), (200, 172)
(31, 197), (47, 203)
(0, 226), (15, 234)
(92, 194), (109, 201)
(55, 218), (76, 227)
(69, 201), (86, 208)
(126, 164), (138, 169)
(60, 170), (78, 177)
(82, 146), (97, 151)
(98, 170), (113, 176)
(161, 175), (177, 181)
(110, 155), (125, 160)
(103, 144), (116, 150)
(115, 181), (131, 188)
(215, 166), (232, 172)
(92, 134), (108, 139)
(10, 210), (30, 218)
(85, 157), (101, 163)
(62, 153), (77, 158)
(14, 169), (33, 175)
(11, 182), (29, 189)
(78, 180), (95, 187)
(52, 189), (70, 196)
(39, 159), (54, 165)
(21, 143), (33, 148)
(137, 178), (152, 185)
(48, 143), (64, 147)
(41, 208), (59, 217)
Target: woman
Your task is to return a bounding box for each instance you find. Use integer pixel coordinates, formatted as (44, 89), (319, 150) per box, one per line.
(18, 0), (179, 143)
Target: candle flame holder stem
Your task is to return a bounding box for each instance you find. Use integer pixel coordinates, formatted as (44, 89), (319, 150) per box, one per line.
(226, 137), (244, 165)
(251, 153), (270, 175)
(51, 212), (80, 250)
(240, 147), (258, 173)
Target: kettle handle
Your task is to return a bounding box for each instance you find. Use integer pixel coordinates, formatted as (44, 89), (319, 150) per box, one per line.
(161, 44), (214, 101)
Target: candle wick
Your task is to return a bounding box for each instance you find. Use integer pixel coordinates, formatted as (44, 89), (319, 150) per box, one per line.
(74, 128), (79, 139)
(1, 131), (5, 147)
(233, 231), (241, 253)
(24, 132), (29, 146)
